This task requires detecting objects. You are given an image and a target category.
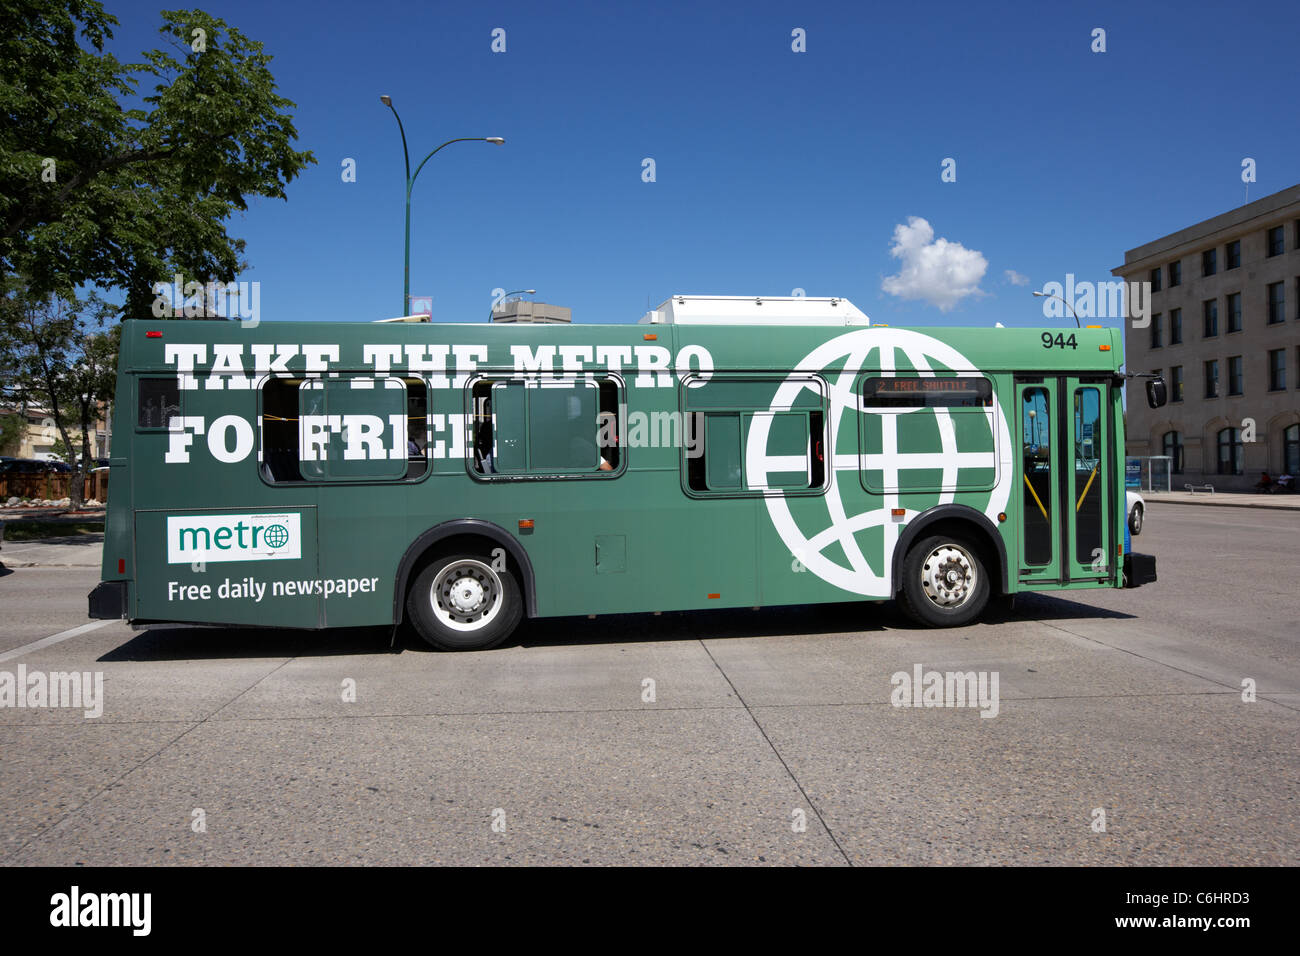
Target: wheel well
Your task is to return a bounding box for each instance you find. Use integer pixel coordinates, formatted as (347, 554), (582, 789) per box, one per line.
(392, 521), (536, 624)
(893, 511), (1008, 597)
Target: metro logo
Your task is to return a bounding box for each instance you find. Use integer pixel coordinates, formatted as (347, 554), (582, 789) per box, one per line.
(166, 513), (302, 564)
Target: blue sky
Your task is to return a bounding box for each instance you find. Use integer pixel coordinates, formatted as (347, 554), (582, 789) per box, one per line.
(100, 0), (1300, 327)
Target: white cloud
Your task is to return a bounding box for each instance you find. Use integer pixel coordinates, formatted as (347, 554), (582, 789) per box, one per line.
(1004, 269), (1029, 286)
(881, 217), (987, 312)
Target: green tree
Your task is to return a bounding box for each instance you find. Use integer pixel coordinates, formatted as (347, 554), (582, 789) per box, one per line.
(0, 282), (120, 509)
(0, 1), (315, 316)
(0, 410), (21, 457)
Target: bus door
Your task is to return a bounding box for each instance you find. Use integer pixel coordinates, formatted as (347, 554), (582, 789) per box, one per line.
(1014, 377), (1114, 584)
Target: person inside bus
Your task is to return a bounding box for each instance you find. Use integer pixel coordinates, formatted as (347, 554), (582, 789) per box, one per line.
(474, 399), (495, 473)
(595, 410), (617, 471)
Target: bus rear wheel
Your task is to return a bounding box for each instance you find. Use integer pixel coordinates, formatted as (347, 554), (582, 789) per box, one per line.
(898, 534), (990, 628)
(406, 555), (522, 651)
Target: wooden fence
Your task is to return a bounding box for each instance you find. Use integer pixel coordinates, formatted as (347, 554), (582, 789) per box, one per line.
(0, 470), (109, 504)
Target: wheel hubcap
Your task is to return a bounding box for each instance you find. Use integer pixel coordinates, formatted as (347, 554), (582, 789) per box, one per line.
(430, 560), (502, 631)
(920, 544), (977, 608)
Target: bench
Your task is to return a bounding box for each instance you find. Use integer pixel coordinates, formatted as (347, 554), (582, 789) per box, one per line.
(1184, 483), (1215, 494)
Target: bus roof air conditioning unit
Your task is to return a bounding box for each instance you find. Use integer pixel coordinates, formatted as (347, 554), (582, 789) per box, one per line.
(639, 295), (870, 326)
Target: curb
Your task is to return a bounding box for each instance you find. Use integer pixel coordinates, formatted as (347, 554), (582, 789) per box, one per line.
(1144, 496), (1300, 511)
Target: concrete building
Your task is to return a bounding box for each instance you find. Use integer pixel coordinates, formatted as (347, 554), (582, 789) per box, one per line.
(1113, 184), (1300, 490)
(490, 299), (571, 324)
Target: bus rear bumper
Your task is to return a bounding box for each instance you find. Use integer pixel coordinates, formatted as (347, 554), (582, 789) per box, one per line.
(1123, 553), (1157, 588)
(88, 581), (129, 620)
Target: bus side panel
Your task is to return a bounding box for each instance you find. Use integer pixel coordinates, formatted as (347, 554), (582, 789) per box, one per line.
(132, 506), (321, 627)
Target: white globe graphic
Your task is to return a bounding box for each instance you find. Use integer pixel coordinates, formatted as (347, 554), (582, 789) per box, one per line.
(746, 328), (1012, 597)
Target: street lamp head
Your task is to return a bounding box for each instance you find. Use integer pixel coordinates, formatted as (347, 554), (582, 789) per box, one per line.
(485, 137), (505, 145)
(1031, 291), (1047, 297)
(523, 289), (536, 295)
(380, 95), (392, 107)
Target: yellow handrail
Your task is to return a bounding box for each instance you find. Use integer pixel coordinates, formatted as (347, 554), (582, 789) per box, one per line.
(1076, 464), (1099, 512)
(1023, 474), (1049, 521)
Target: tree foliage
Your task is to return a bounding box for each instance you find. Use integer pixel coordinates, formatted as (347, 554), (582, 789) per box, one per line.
(0, 281), (120, 507)
(0, 1), (316, 316)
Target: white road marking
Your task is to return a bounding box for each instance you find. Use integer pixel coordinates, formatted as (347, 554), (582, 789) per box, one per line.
(0, 620), (114, 665)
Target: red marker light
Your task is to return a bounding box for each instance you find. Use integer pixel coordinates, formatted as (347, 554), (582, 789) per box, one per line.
(145, 331), (163, 338)
(118, 558), (125, 574)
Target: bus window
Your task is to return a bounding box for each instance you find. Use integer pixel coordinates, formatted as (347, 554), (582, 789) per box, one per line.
(1073, 387), (1103, 565)
(860, 375), (997, 494)
(1021, 386), (1053, 566)
(137, 377), (180, 429)
(472, 376), (623, 478)
(683, 375), (826, 495)
(260, 376), (427, 484)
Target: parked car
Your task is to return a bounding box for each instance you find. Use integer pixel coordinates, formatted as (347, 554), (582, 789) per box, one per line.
(0, 457), (71, 475)
(1126, 489), (1145, 535)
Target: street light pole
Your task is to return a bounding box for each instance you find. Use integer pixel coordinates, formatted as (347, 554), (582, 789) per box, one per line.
(380, 95), (504, 315)
(1031, 290), (1082, 328)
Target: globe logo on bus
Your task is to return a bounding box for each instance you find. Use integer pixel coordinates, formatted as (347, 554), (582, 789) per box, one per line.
(746, 328), (1012, 597)
(264, 524), (290, 549)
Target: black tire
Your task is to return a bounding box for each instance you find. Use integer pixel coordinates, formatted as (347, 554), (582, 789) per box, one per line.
(406, 554), (522, 651)
(897, 534), (990, 628)
(1129, 504), (1143, 535)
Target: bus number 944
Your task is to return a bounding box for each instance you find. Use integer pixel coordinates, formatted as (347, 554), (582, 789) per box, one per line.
(1041, 332), (1078, 350)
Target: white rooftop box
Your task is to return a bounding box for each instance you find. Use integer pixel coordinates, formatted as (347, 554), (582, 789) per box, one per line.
(639, 294), (870, 326)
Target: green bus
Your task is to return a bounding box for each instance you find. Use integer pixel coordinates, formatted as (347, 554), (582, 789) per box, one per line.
(89, 296), (1161, 650)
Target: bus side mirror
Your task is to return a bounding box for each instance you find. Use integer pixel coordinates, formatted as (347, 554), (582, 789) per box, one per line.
(1146, 378), (1167, 409)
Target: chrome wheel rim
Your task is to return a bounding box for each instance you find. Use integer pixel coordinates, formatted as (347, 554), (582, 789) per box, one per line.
(920, 544), (977, 609)
(429, 559), (502, 631)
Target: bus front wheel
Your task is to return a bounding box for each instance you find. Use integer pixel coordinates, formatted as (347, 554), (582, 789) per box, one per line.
(898, 534), (990, 628)
(406, 555), (522, 651)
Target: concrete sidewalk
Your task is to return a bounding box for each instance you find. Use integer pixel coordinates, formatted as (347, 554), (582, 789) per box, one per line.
(1140, 489), (1300, 510)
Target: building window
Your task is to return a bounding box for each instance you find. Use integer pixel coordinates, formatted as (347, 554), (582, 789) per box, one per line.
(1203, 299), (1218, 337)
(1150, 313), (1163, 349)
(1268, 281), (1285, 324)
(1225, 239), (1241, 270)
(1170, 308), (1182, 344)
(1162, 430), (1184, 474)
(1285, 423), (1300, 475)
(1269, 349), (1286, 391)
(1168, 260), (1181, 287)
(1149, 267), (1162, 292)
(1204, 359), (1219, 398)
(1227, 355), (1243, 396)
(1267, 225), (1285, 257)
(1226, 292), (1242, 333)
(1170, 365), (1184, 402)
(1217, 427), (1243, 475)
(1202, 248), (1217, 277)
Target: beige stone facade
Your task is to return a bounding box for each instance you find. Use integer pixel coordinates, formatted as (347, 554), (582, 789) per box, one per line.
(0, 405), (108, 461)
(490, 300), (571, 324)
(1113, 185), (1300, 490)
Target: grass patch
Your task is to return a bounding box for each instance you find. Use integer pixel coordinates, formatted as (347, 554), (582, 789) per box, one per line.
(2, 521), (104, 542)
